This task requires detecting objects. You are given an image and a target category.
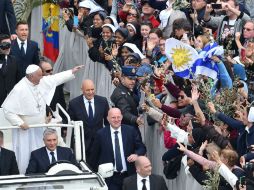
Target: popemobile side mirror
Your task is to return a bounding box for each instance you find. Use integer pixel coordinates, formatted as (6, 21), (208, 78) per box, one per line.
(98, 163), (114, 178)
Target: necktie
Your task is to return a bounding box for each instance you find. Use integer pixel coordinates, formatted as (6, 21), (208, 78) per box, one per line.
(114, 131), (123, 172)
(50, 152), (56, 163)
(20, 42), (25, 56)
(88, 101), (93, 122)
(1, 58), (7, 73)
(142, 179), (147, 190)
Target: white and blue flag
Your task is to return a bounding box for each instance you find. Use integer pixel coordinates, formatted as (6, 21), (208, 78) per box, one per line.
(165, 38), (224, 80)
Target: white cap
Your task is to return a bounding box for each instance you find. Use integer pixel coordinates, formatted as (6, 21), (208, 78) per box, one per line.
(123, 43), (146, 59)
(102, 24), (116, 33)
(26, 64), (40, 74)
(79, 1), (91, 9)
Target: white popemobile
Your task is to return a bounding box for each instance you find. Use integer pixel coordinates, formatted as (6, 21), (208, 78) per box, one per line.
(0, 104), (113, 190)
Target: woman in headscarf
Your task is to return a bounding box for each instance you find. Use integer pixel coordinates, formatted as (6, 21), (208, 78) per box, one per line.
(126, 21), (142, 50)
(87, 24), (117, 100)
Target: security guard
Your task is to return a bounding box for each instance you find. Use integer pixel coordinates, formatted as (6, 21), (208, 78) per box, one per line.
(111, 66), (143, 131)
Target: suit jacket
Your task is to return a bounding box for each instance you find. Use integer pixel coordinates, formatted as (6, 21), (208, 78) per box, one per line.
(50, 84), (66, 111)
(89, 125), (146, 176)
(68, 95), (109, 153)
(10, 39), (40, 81)
(0, 0), (16, 35)
(0, 147), (19, 175)
(26, 146), (78, 174)
(111, 84), (139, 127)
(122, 174), (168, 190)
(0, 55), (17, 105)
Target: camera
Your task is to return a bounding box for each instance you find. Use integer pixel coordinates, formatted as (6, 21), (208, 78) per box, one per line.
(211, 3), (222, 9)
(244, 162), (254, 172)
(0, 42), (11, 50)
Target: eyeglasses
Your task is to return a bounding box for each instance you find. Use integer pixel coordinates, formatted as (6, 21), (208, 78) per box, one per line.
(45, 69), (53, 73)
(127, 13), (137, 17)
(243, 27), (254, 31)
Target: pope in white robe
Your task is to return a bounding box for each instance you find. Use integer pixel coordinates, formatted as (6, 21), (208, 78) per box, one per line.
(1, 64), (83, 174)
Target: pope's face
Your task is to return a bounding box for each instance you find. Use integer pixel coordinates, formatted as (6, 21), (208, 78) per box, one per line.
(31, 69), (43, 85)
(44, 133), (58, 151)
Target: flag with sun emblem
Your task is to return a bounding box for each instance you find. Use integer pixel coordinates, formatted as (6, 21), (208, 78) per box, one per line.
(165, 38), (199, 78)
(165, 38), (222, 80)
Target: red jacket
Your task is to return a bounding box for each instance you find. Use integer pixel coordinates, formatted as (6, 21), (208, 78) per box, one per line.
(142, 15), (160, 28)
(163, 119), (187, 149)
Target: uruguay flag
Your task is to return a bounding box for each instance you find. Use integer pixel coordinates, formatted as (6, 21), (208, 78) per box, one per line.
(192, 42), (223, 80)
(165, 38), (224, 80)
(42, 3), (60, 62)
(165, 38), (198, 78)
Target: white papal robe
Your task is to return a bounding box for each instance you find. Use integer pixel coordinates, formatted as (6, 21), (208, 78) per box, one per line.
(1, 70), (75, 174)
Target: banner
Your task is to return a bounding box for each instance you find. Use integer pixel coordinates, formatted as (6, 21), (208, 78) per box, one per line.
(42, 3), (59, 62)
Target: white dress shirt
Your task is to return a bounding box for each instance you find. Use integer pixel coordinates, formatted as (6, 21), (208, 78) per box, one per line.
(46, 148), (58, 163)
(110, 126), (127, 172)
(137, 174), (150, 190)
(0, 55), (7, 69)
(17, 38), (27, 53)
(83, 96), (95, 117)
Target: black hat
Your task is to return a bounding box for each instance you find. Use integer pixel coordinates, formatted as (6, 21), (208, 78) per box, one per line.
(141, 0), (152, 7)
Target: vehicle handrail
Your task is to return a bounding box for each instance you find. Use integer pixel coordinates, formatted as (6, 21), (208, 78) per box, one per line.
(0, 123), (75, 130)
(56, 103), (71, 124)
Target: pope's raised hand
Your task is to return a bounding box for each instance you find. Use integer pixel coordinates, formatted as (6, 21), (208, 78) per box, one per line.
(72, 65), (84, 74)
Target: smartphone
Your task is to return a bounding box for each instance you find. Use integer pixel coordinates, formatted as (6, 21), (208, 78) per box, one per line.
(73, 16), (79, 28)
(240, 48), (246, 62)
(211, 3), (222, 9)
(240, 176), (246, 186)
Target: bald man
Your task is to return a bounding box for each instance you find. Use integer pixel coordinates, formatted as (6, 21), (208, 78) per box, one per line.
(68, 79), (109, 162)
(123, 156), (168, 190)
(89, 108), (146, 190)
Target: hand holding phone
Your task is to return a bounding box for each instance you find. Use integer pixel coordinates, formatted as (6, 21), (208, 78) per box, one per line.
(211, 3), (222, 9)
(240, 48), (246, 62)
(73, 16), (79, 28)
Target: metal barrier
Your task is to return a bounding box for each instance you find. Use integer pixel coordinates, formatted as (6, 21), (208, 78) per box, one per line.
(0, 104), (86, 163)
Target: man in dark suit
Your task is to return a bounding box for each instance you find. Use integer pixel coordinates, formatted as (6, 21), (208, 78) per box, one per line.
(0, 0), (17, 40)
(0, 131), (19, 175)
(0, 34), (18, 105)
(10, 20), (40, 81)
(89, 108), (146, 190)
(123, 156), (168, 190)
(68, 79), (109, 162)
(26, 128), (78, 174)
(111, 66), (143, 136)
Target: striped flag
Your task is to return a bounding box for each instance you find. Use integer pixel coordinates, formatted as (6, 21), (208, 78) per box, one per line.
(42, 3), (60, 62)
(165, 38), (223, 80)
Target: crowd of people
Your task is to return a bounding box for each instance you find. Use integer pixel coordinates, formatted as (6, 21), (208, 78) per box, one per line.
(1, 0), (254, 189)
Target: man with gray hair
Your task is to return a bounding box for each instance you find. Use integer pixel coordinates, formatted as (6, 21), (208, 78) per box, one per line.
(1, 64), (83, 174)
(26, 128), (78, 174)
